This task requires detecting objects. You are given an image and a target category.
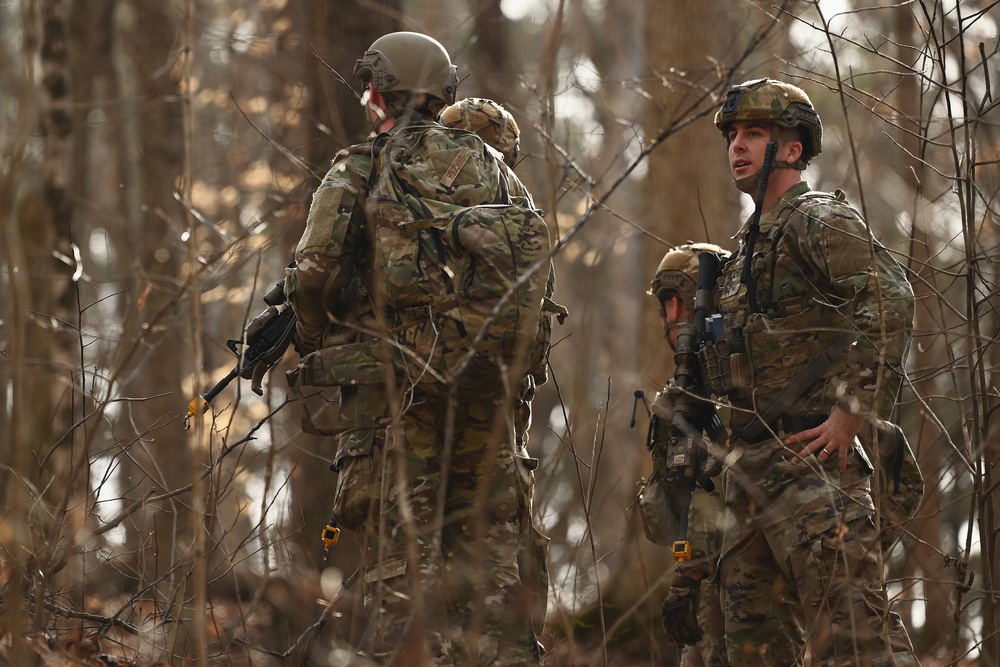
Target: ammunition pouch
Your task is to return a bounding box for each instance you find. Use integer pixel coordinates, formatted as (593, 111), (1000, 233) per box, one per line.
(699, 336), (752, 395)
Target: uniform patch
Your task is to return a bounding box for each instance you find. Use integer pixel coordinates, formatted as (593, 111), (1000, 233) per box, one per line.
(297, 186), (345, 254)
(441, 151), (470, 187)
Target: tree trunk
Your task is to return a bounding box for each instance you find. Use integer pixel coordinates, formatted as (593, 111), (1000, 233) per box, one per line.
(112, 2), (194, 645)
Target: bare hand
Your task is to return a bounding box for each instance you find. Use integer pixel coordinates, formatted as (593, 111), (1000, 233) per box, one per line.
(787, 407), (863, 473)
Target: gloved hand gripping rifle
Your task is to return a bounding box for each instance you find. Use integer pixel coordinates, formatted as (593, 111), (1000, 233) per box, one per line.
(185, 277), (297, 426)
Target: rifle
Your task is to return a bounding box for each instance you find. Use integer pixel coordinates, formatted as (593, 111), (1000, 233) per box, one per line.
(662, 251), (727, 562)
(185, 278), (297, 426)
(633, 251), (727, 563)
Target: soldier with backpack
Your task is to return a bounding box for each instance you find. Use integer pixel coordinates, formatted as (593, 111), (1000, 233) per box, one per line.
(702, 78), (921, 665)
(285, 33), (550, 665)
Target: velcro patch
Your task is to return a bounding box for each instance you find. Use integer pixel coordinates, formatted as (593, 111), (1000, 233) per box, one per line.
(441, 151), (470, 188)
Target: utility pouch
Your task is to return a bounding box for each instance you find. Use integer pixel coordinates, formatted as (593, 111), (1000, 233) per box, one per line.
(296, 340), (391, 387)
(860, 419), (924, 551)
(699, 339), (734, 395)
(637, 474), (682, 546)
(699, 339), (753, 394)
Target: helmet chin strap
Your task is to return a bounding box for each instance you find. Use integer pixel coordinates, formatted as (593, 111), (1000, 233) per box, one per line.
(360, 88), (388, 130)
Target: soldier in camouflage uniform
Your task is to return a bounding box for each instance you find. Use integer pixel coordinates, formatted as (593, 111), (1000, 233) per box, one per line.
(286, 34), (546, 666)
(702, 78), (920, 665)
(642, 243), (732, 667)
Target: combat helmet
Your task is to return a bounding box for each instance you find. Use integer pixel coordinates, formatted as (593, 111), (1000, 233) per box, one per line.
(648, 242), (730, 311)
(354, 32), (459, 107)
(714, 78), (822, 168)
(440, 98), (521, 166)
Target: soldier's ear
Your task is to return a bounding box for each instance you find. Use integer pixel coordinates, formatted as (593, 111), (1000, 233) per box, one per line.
(663, 295), (684, 324)
(781, 137), (803, 166)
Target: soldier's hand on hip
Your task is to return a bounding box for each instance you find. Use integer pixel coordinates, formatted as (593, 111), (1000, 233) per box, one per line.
(786, 406), (863, 473)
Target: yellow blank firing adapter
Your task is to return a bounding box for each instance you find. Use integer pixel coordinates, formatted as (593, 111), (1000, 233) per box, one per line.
(322, 522), (341, 549)
(672, 539), (692, 562)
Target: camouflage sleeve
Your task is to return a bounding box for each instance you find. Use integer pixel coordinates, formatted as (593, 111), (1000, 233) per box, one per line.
(285, 148), (372, 355)
(798, 200), (914, 416)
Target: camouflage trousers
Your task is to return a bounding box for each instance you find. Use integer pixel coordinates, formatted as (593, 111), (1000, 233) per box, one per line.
(719, 440), (920, 667)
(681, 574), (729, 667)
(361, 388), (543, 666)
(679, 489), (729, 667)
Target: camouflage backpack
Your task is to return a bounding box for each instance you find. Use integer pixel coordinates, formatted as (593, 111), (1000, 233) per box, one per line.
(367, 122), (551, 396)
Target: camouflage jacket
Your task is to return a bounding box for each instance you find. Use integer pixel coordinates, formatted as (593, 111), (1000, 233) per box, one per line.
(717, 181), (914, 432)
(286, 120), (538, 356)
(285, 141), (375, 355)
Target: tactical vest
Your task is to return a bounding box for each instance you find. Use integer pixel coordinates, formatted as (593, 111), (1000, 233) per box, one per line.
(700, 191), (854, 407)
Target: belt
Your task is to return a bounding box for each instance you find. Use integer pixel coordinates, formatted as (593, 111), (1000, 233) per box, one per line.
(742, 413), (827, 444)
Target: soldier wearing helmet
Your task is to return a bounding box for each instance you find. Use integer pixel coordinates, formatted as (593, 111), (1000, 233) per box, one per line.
(713, 77), (822, 196)
(639, 243), (732, 667)
(703, 79), (919, 665)
(285, 33), (547, 666)
(648, 242), (729, 350)
(354, 31), (458, 129)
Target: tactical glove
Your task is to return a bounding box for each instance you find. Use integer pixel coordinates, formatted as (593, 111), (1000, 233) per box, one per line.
(661, 574), (703, 647)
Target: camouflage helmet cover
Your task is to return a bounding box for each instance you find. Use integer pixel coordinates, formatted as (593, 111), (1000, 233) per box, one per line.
(440, 97), (521, 165)
(354, 32), (459, 105)
(714, 78), (823, 164)
(648, 242), (730, 311)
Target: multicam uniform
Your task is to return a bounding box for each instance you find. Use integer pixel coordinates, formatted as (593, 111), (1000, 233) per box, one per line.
(288, 112), (547, 664)
(702, 182), (918, 665)
(285, 138), (385, 605)
(643, 406), (729, 667)
(372, 117), (547, 667)
(639, 243), (731, 667)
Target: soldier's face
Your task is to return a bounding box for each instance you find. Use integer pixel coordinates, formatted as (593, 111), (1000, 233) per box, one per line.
(726, 120), (771, 182)
(661, 295), (690, 351)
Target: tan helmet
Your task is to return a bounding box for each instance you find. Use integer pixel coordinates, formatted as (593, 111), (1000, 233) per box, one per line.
(354, 32), (459, 106)
(440, 97), (521, 166)
(714, 78), (822, 167)
(648, 242), (730, 311)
